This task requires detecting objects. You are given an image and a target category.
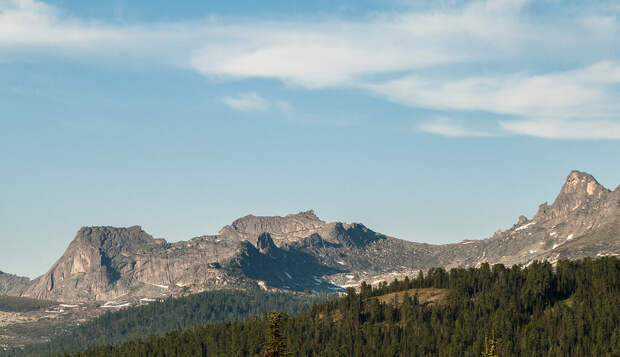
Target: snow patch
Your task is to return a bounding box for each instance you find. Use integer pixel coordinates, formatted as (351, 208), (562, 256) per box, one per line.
(597, 252), (620, 257)
(346, 275), (355, 280)
(102, 301), (131, 308)
(336, 261), (346, 265)
(284, 272), (292, 279)
(528, 250), (536, 254)
(549, 231), (557, 237)
(257, 281), (268, 291)
(515, 222), (535, 231)
(140, 298), (156, 302)
(149, 283), (169, 289)
(461, 241), (475, 245)
(566, 234), (574, 240)
(102, 303), (130, 308)
(372, 280), (384, 285)
(59, 304), (78, 308)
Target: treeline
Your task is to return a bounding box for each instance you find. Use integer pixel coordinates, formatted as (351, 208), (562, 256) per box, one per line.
(5, 290), (322, 356)
(0, 295), (54, 312)
(71, 257), (619, 356)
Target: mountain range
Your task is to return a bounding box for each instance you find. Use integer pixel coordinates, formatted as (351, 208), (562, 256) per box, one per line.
(1, 170), (619, 303)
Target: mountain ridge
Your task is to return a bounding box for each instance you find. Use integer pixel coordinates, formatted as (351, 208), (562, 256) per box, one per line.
(2, 170), (619, 303)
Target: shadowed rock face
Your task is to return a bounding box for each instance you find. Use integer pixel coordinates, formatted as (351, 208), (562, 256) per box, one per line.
(3, 171), (619, 302)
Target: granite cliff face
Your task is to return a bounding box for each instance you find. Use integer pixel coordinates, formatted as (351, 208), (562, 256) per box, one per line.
(3, 171), (619, 302)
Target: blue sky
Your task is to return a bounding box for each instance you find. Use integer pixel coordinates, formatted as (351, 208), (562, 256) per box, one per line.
(1, 0), (619, 278)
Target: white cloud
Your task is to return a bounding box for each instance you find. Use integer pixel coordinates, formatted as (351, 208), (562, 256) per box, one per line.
(418, 118), (494, 137)
(374, 62), (620, 138)
(220, 92), (292, 114)
(0, 0), (208, 66)
(1, 0), (619, 139)
(220, 92), (269, 112)
(373, 62), (620, 116)
(501, 119), (620, 140)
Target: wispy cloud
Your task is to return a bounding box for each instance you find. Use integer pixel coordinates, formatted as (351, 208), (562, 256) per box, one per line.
(220, 92), (292, 114)
(1, 0), (619, 139)
(500, 119), (620, 140)
(374, 62), (620, 139)
(220, 92), (269, 112)
(418, 118), (495, 138)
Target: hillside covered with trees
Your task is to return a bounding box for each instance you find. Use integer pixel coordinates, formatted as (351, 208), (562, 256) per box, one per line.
(2, 290), (322, 356)
(70, 257), (619, 356)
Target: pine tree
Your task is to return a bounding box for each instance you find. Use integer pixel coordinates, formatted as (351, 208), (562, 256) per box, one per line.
(482, 330), (499, 357)
(263, 311), (291, 357)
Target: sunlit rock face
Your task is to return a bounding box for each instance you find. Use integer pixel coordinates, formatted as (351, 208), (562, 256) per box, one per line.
(4, 171), (620, 302)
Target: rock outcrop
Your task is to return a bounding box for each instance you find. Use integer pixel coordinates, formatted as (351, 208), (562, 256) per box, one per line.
(0, 271), (30, 296)
(3, 170), (619, 302)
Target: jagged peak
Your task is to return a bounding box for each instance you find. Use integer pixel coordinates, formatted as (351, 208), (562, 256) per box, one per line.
(560, 171), (607, 195)
(534, 171), (611, 221)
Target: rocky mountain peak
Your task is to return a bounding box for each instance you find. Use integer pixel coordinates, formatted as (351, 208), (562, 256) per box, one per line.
(218, 210), (326, 245)
(560, 171), (607, 197)
(72, 226), (160, 256)
(534, 171), (610, 221)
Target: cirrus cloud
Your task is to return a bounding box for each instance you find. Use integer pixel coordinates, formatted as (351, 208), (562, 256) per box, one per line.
(1, 0), (619, 139)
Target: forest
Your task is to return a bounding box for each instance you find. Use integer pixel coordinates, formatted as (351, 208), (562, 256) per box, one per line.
(70, 257), (620, 356)
(5, 256), (620, 356)
(2, 290), (321, 356)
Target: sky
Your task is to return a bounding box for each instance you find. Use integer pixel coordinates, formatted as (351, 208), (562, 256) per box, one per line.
(1, 0), (619, 278)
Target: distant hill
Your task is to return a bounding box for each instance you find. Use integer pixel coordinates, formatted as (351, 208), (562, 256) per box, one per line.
(2, 170), (619, 303)
(67, 257), (620, 356)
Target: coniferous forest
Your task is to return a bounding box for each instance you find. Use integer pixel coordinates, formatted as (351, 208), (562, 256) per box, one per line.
(69, 256), (620, 356)
(6, 257), (620, 356)
(2, 290), (321, 357)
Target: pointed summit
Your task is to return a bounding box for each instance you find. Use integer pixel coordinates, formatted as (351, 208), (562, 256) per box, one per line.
(535, 170), (610, 221)
(559, 170), (607, 197)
